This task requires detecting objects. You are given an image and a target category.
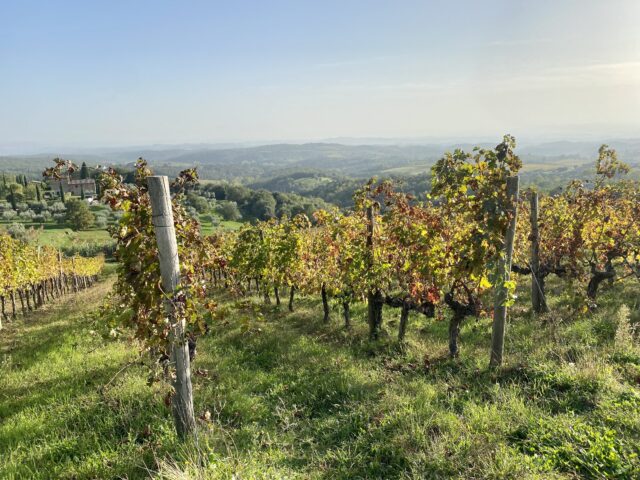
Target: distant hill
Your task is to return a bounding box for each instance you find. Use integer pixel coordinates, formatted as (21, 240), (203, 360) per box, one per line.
(2, 139), (639, 181)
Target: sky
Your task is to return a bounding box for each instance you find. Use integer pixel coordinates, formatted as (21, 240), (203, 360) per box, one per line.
(1, 0), (639, 150)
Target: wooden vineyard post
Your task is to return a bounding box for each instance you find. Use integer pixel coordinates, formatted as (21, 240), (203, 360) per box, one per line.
(36, 246), (44, 306)
(148, 175), (196, 439)
(71, 256), (78, 292)
(530, 192), (548, 314)
(490, 176), (519, 367)
(58, 250), (65, 294)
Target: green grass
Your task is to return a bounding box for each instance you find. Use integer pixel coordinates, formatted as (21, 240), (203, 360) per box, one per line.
(34, 227), (112, 248)
(1, 275), (639, 479)
(201, 220), (243, 235)
(0, 222), (112, 249)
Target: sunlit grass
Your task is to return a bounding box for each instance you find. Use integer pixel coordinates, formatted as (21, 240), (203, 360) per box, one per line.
(1, 274), (639, 478)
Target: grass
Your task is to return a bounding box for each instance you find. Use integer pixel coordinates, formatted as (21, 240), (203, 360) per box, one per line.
(0, 222), (112, 249)
(1, 274), (639, 479)
(200, 220), (243, 235)
(34, 227), (112, 248)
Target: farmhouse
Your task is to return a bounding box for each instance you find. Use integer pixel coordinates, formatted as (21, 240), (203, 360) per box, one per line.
(48, 178), (97, 197)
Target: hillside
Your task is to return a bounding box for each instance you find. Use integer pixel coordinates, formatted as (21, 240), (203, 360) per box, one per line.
(1, 269), (639, 479)
(4, 139), (640, 182)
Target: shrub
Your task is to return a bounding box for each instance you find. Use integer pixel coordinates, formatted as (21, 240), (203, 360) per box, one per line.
(65, 198), (95, 231)
(7, 222), (38, 243)
(2, 210), (17, 221)
(49, 201), (66, 213)
(19, 209), (36, 220)
(94, 215), (108, 229)
(61, 240), (116, 258)
(187, 193), (210, 213)
(28, 200), (48, 213)
(216, 200), (242, 221)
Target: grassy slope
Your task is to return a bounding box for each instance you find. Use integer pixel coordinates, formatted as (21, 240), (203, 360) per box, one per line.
(35, 227), (112, 247)
(1, 274), (639, 479)
(200, 220), (243, 236)
(0, 223), (112, 249)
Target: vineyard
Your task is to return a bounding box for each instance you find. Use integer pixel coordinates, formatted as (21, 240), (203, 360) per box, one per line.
(2, 139), (640, 479)
(96, 138), (639, 360)
(0, 234), (104, 326)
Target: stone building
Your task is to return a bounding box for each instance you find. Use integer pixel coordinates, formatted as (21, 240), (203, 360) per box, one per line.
(48, 178), (97, 197)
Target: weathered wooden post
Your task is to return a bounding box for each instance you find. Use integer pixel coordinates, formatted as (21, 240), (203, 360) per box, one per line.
(36, 246), (44, 305)
(58, 250), (65, 295)
(72, 256), (80, 292)
(148, 176), (196, 439)
(490, 176), (519, 367)
(529, 192), (548, 313)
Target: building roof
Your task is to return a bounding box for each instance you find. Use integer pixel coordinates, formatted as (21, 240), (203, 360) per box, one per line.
(65, 179), (96, 185)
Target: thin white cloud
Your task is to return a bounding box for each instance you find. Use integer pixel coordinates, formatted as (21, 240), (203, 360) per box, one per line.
(312, 54), (412, 69)
(485, 38), (553, 47)
(491, 61), (640, 91)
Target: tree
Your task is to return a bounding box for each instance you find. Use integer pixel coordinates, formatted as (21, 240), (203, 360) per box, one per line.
(217, 201), (242, 221)
(65, 198), (94, 230)
(35, 183), (41, 202)
(250, 190), (276, 220)
(80, 162), (89, 179)
(186, 192), (209, 213)
(59, 183), (66, 204)
(225, 184), (250, 204)
(7, 183), (24, 210)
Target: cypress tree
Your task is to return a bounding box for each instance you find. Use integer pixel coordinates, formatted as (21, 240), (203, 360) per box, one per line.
(80, 185), (85, 200)
(36, 183), (41, 202)
(59, 183), (65, 204)
(9, 185), (17, 210)
(80, 162), (89, 179)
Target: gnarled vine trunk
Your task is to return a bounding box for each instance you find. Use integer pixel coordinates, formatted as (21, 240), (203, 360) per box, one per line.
(367, 290), (384, 340)
(398, 300), (410, 342)
(274, 286), (281, 306)
(445, 292), (477, 358)
(288, 285), (295, 312)
(321, 283), (330, 323)
(587, 260), (615, 300)
(342, 301), (351, 329)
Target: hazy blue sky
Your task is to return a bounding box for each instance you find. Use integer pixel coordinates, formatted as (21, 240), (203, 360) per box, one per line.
(1, 0), (639, 148)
